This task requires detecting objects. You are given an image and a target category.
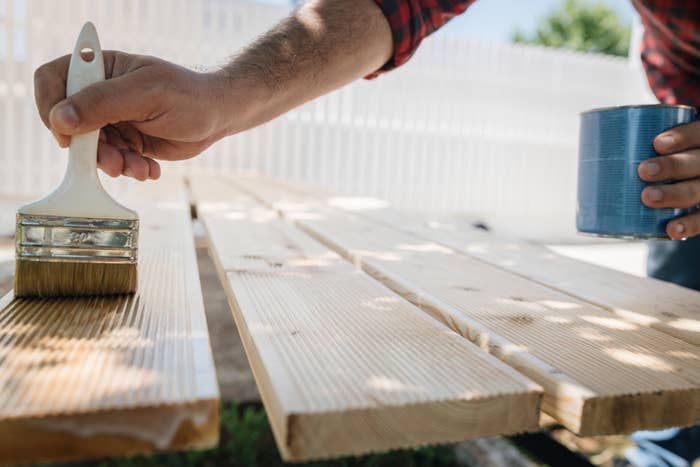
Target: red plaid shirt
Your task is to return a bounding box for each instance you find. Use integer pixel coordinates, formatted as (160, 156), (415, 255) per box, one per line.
(371, 0), (700, 107)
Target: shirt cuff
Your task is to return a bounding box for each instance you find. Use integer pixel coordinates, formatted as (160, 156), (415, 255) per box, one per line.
(365, 0), (473, 79)
(365, 0), (422, 79)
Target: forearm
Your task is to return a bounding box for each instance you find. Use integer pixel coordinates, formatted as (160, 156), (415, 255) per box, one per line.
(211, 0), (392, 136)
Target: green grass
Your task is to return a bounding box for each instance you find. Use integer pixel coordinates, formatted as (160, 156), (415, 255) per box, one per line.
(62, 402), (458, 467)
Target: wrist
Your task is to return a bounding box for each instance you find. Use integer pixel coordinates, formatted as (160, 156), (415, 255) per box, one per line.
(205, 68), (269, 139)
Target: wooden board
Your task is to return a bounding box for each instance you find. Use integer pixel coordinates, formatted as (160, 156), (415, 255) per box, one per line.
(188, 175), (542, 462)
(361, 214), (700, 347)
(239, 175), (700, 347)
(230, 174), (700, 436)
(0, 177), (219, 465)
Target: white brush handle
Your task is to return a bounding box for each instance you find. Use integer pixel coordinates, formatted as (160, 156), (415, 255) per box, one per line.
(65, 22), (105, 190)
(20, 22), (136, 220)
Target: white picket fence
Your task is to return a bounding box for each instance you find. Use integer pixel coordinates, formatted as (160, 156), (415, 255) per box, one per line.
(0, 0), (655, 240)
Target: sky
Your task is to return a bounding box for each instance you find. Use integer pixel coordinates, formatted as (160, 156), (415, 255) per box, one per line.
(258, 0), (637, 43)
(441, 0), (636, 41)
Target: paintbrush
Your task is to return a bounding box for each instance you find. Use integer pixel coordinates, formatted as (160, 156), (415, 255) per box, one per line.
(14, 22), (138, 297)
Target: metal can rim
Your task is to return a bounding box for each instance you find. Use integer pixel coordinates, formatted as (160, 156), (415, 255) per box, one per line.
(580, 104), (695, 116)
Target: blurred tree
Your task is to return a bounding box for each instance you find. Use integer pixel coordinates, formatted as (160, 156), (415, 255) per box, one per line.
(512, 0), (631, 57)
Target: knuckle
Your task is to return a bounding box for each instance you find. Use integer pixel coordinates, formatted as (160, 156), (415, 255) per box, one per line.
(105, 166), (120, 178)
(676, 181), (700, 205)
(33, 64), (50, 82)
(690, 181), (700, 201)
(662, 156), (677, 176)
(673, 184), (689, 202)
(84, 85), (107, 106)
(672, 130), (686, 148)
(106, 51), (125, 76)
(677, 122), (700, 148)
(33, 67), (55, 108)
(130, 53), (154, 68)
(135, 166), (149, 181)
(74, 86), (111, 123)
(114, 52), (142, 74)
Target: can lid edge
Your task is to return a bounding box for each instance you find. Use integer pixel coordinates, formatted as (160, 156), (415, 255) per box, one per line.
(581, 104), (695, 115)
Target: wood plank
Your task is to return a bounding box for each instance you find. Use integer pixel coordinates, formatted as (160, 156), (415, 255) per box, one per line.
(188, 175), (542, 462)
(0, 177), (219, 465)
(230, 174), (700, 437)
(361, 214), (700, 347)
(242, 175), (700, 348)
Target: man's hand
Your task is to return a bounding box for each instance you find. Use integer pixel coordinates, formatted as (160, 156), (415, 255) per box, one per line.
(638, 122), (700, 239)
(34, 52), (232, 180)
(33, 0), (392, 181)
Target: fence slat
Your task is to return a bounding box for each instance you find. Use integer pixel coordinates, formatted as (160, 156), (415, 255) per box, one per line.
(1, 0), (653, 240)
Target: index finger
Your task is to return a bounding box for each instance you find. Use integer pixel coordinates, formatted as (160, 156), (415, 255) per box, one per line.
(34, 51), (119, 142)
(654, 120), (700, 155)
(34, 54), (70, 131)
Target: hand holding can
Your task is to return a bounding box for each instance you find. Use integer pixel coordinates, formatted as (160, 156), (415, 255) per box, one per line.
(638, 119), (700, 239)
(577, 104), (697, 239)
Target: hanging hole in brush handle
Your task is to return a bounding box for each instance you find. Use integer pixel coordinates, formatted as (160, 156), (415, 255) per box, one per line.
(67, 23), (104, 97)
(80, 47), (95, 62)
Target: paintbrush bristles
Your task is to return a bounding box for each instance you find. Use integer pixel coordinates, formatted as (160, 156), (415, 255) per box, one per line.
(14, 260), (137, 297)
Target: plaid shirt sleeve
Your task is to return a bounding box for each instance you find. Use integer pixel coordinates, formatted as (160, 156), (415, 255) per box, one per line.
(631, 1), (700, 107)
(368, 0), (476, 77)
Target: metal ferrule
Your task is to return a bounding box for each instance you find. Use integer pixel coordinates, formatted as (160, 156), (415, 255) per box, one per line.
(15, 214), (138, 263)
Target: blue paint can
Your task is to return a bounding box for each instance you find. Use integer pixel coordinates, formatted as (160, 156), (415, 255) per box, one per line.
(577, 104), (697, 238)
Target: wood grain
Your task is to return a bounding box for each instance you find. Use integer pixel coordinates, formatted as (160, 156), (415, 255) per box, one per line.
(363, 214), (700, 347)
(230, 174), (700, 436)
(250, 174), (700, 347)
(188, 175), (542, 462)
(0, 178), (219, 465)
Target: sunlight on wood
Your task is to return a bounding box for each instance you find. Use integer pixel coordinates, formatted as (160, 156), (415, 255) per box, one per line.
(0, 178), (219, 465)
(580, 316), (639, 331)
(190, 174), (542, 461)
(604, 349), (676, 373)
(328, 197), (390, 211)
(232, 173), (700, 437)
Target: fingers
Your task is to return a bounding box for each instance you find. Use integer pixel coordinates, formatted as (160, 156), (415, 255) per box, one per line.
(641, 173), (700, 239)
(97, 142), (161, 180)
(97, 141), (124, 177)
(145, 157), (161, 179)
(654, 120), (700, 155)
(35, 51), (120, 143)
(48, 70), (154, 136)
(120, 151), (161, 180)
(143, 134), (211, 160)
(34, 54), (70, 130)
(640, 128), (700, 221)
(113, 122), (145, 153)
(638, 149), (700, 182)
(35, 55), (71, 147)
(121, 150), (150, 180)
(104, 125), (130, 150)
(666, 210), (700, 240)
(642, 179), (700, 209)
(52, 130), (71, 148)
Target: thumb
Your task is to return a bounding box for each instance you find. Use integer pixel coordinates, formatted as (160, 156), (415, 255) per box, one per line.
(48, 75), (150, 135)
